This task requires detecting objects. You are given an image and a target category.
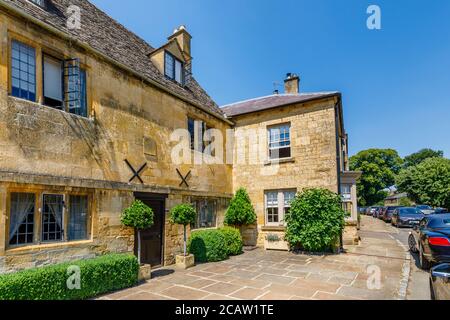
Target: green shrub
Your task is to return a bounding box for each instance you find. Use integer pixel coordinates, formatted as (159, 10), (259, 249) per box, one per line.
(188, 229), (228, 263)
(121, 200), (154, 230)
(285, 188), (345, 252)
(170, 204), (197, 226)
(225, 188), (257, 226)
(0, 254), (139, 300)
(219, 227), (243, 256)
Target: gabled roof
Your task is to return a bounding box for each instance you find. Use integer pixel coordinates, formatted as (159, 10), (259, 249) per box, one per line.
(221, 92), (340, 117)
(2, 0), (225, 119)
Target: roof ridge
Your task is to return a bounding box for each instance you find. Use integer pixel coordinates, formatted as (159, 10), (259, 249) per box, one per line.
(221, 91), (339, 109)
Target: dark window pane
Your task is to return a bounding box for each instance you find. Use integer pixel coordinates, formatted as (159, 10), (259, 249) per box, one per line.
(11, 40), (35, 102)
(68, 195), (89, 241)
(9, 193), (35, 246)
(41, 194), (63, 242)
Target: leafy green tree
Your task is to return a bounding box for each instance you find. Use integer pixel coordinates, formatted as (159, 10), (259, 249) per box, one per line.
(170, 204), (197, 256)
(396, 157), (450, 209)
(225, 188), (257, 227)
(285, 188), (345, 252)
(350, 149), (403, 206)
(121, 200), (154, 264)
(403, 148), (444, 169)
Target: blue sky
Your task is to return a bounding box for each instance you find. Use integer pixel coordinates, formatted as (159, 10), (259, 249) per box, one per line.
(91, 0), (450, 157)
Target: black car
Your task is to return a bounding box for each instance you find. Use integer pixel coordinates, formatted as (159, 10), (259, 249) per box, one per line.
(382, 206), (401, 223)
(391, 207), (424, 228)
(430, 263), (450, 300)
(408, 214), (450, 269)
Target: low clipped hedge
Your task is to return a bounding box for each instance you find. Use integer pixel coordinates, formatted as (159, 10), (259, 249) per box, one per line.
(188, 229), (228, 263)
(188, 228), (243, 262)
(219, 227), (243, 256)
(0, 254), (139, 300)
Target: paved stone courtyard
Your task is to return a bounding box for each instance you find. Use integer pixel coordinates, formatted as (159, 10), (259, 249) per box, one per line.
(100, 217), (409, 300)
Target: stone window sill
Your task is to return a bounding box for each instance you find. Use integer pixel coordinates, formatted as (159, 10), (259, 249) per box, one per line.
(261, 226), (286, 232)
(264, 157), (295, 166)
(8, 96), (94, 122)
(5, 239), (94, 255)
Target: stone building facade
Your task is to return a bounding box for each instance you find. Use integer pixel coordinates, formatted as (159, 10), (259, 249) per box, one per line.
(222, 74), (361, 247)
(0, 0), (232, 273)
(0, 0), (360, 274)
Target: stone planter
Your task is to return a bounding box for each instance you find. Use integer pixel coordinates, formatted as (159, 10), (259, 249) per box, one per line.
(264, 239), (290, 251)
(138, 264), (152, 282)
(176, 254), (195, 270)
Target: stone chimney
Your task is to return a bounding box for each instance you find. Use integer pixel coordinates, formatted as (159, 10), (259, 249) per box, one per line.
(284, 73), (300, 94)
(168, 25), (192, 59)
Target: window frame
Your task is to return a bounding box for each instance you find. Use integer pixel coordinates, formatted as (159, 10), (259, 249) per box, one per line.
(10, 39), (37, 102)
(9, 35), (90, 118)
(8, 192), (37, 247)
(268, 123), (292, 161)
(264, 189), (297, 227)
(164, 50), (184, 85)
(190, 198), (218, 230)
(42, 53), (64, 109)
(5, 189), (92, 250)
(41, 193), (65, 243)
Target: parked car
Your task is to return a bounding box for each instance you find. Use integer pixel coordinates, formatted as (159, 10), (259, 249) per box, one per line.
(391, 207), (424, 228)
(408, 214), (450, 269)
(430, 263), (450, 300)
(374, 207), (385, 219)
(368, 206), (381, 218)
(365, 207), (373, 216)
(416, 205), (435, 215)
(379, 207), (388, 220)
(434, 208), (449, 214)
(382, 206), (402, 223)
(359, 207), (368, 215)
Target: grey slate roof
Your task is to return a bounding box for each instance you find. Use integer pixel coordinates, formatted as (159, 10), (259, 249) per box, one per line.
(221, 92), (340, 117)
(4, 0), (224, 118)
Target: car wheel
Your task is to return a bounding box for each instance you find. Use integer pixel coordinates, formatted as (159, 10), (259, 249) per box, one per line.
(419, 244), (431, 270)
(408, 234), (418, 253)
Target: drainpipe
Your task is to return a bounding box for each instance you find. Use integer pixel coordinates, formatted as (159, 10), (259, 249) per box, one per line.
(334, 98), (344, 253)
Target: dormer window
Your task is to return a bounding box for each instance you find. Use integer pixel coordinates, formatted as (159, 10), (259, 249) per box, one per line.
(164, 51), (184, 85)
(29, 0), (47, 8)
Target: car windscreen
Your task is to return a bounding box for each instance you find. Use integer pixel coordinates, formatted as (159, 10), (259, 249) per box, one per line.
(399, 208), (422, 215)
(428, 218), (450, 228)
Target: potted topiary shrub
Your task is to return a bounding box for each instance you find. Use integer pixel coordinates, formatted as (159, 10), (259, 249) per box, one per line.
(121, 200), (154, 281)
(170, 203), (197, 269)
(224, 187), (257, 246)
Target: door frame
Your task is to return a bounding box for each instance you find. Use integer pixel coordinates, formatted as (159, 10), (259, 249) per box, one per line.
(134, 192), (167, 268)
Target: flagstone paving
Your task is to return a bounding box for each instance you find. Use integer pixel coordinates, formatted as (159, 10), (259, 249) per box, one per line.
(99, 216), (409, 300)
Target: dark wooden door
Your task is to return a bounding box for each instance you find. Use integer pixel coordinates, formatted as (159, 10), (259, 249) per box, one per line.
(134, 194), (166, 267)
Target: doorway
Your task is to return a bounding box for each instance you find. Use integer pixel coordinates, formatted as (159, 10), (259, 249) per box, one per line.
(134, 193), (167, 267)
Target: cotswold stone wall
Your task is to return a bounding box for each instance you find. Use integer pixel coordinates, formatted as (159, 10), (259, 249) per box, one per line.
(231, 98), (340, 246)
(0, 11), (232, 272)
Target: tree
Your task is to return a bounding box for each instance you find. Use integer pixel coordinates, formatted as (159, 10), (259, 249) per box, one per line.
(284, 188), (345, 252)
(350, 149), (403, 206)
(121, 200), (154, 264)
(170, 204), (197, 257)
(403, 148), (444, 169)
(396, 157), (450, 209)
(224, 188), (257, 227)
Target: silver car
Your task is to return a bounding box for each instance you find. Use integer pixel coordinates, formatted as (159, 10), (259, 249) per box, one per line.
(430, 263), (450, 300)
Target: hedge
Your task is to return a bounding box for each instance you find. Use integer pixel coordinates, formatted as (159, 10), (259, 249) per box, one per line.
(0, 254), (139, 300)
(219, 227), (243, 256)
(188, 229), (228, 263)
